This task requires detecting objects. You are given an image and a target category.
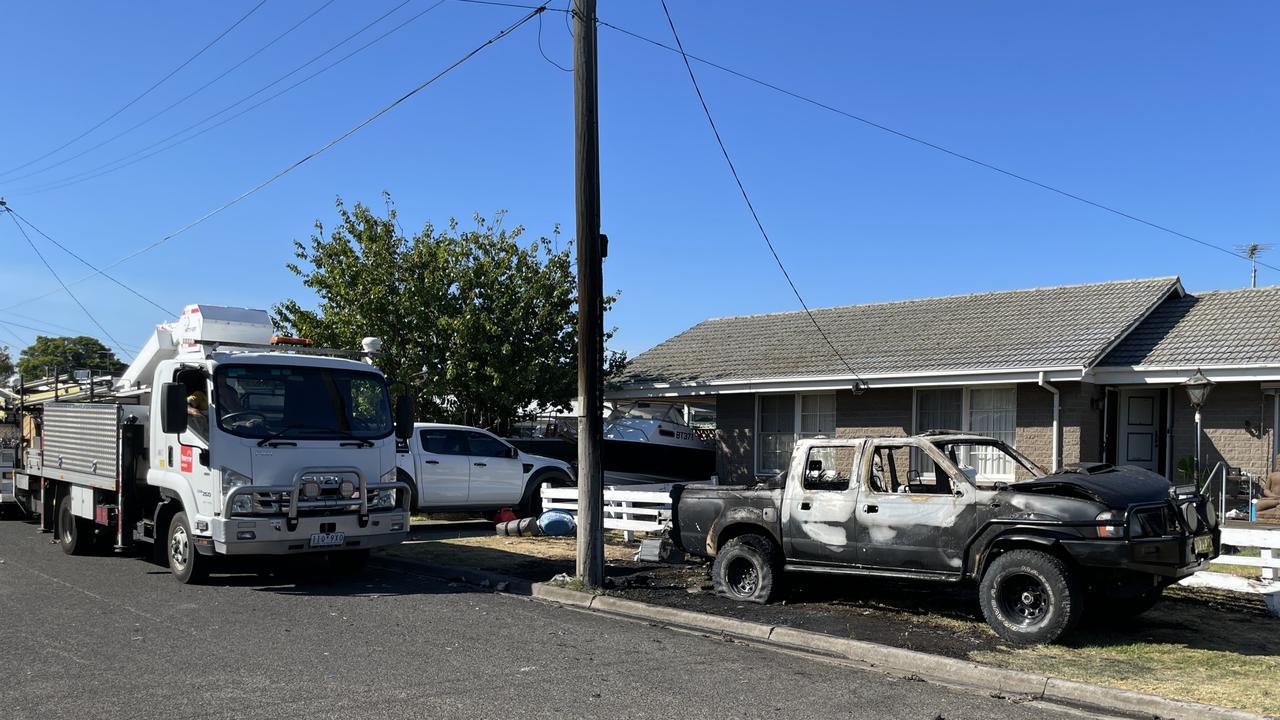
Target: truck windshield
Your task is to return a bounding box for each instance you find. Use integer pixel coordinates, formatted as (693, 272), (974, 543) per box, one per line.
(213, 364), (393, 440)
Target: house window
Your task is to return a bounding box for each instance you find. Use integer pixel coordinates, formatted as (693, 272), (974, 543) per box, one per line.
(914, 386), (1018, 481)
(756, 393), (837, 474)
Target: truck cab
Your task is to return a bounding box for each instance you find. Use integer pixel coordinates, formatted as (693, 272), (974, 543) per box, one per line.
(674, 433), (1220, 645)
(397, 423), (573, 516)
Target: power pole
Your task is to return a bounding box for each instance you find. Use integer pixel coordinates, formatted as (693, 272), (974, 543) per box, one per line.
(573, 0), (605, 587)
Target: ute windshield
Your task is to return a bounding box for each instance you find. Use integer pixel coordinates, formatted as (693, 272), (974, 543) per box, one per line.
(214, 364), (393, 440)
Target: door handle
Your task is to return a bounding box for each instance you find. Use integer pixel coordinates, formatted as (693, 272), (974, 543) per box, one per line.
(424, 460), (439, 465)
(473, 462), (487, 467)
(863, 504), (879, 513)
(800, 501), (811, 511)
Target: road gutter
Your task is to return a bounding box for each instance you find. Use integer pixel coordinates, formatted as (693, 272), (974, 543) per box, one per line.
(531, 582), (1268, 720)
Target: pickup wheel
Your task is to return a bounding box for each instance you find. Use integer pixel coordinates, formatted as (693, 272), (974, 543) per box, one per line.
(712, 535), (781, 604)
(979, 549), (1081, 646)
(167, 511), (209, 584)
(518, 471), (571, 518)
(57, 496), (92, 556)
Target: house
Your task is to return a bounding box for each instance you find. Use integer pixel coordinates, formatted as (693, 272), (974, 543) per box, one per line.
(609, 277), (1280, 486)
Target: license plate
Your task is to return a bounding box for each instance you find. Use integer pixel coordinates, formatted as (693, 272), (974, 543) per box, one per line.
(310, 532), (345, 548)
(1193, 534), (1213, 555)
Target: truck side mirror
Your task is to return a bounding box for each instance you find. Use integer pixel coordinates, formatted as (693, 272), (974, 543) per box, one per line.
(160, 383), (188, 435)
(394, 395), (414, 440)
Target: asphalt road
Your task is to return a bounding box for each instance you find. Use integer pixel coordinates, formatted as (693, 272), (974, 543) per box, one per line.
(0, 519), (1094, 720)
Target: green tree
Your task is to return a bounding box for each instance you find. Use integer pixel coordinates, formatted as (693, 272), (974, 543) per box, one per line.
(17, 336), (124, 379)
(0, 346), (14, 379)
(275, 195), (626, 430)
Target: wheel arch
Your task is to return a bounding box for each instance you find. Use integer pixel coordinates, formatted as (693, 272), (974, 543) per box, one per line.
(976, 532), (1075, 579)
(714, 521), (780, 557)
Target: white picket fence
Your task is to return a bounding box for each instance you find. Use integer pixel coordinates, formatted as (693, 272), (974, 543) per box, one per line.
(540, 482), (691, 539)
(1181, 526), (1280, 615)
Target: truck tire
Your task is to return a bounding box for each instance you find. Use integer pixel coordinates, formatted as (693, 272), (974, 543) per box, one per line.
(711, 534), (781, 604)
(57, 497), (92, 556)
(329, 549), (370, 575)
(167, 511), (208, 584)
(518, 471), (571, 518)
(979, 549), (1081, 645)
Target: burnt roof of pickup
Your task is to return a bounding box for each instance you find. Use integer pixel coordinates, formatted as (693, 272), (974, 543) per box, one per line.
(617, 277), (1183, 386)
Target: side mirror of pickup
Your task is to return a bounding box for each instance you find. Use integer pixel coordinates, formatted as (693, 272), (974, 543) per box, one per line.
(394, 395), (414, 440)
(160, 383), (188, 435)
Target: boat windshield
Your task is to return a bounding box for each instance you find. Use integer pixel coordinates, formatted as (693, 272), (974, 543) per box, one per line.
(608, 402), (684, 424)
(213, 364), (393, 440)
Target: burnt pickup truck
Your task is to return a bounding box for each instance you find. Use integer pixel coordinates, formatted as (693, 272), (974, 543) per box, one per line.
(671, 433), (1220, 645)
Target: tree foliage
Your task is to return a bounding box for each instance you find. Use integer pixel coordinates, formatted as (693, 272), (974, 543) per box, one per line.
(274, 195), (625, 430)
(17, 336), (124, 379)
(0, 347), (14, 379)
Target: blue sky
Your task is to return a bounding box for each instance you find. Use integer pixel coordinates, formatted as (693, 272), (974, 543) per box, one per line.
(0, 1), (1275, 364)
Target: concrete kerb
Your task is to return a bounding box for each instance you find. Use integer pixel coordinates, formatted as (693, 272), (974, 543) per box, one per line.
(531, 582), (1268, 720)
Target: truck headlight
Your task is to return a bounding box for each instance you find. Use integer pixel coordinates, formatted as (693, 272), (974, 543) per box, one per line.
(222, 468), (253, 494)
(1095, 510), (1123, 539)
(380, 468), (397, 483)
(368, 489), (396, 510)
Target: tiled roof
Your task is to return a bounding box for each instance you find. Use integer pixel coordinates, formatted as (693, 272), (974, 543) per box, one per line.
(618, 277), (1181, 386)
(1100, 286), (1280, 367)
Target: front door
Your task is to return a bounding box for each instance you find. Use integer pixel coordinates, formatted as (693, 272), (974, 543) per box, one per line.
(1119, 389), (1160, 472)
(463, 431), (523, 506)
(853, 441), (975, 576)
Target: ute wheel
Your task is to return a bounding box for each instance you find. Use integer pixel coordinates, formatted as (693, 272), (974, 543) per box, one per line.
(712, 534), (781, 604)
(518, 472), (571, 518)
(57, 496), (92, 556)
(167, 511), (208, 584)
(329, 549), (370, 576)
(980, 549), (1081, 646)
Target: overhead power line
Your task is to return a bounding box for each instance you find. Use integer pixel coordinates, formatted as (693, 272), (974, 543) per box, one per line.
(5, 205), (175, 315)
(3, 205), (128, 355)
(658, 1), (866, 387)
(9, 0), (440, 196)
(0, 1), (267, 180)
(598, 17), (1279, 276)
(1, 6), (547, 312)
(3, 0), (337, 186)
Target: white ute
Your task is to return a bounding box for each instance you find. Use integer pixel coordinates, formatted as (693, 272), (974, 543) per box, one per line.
(397, 423), (573, 516)
(7, 304), (414, 582)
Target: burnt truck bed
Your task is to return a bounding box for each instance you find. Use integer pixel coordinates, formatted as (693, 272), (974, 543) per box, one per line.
(669, 433), (1220, 646)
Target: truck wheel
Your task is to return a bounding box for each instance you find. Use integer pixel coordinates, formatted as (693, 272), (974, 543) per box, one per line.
(979, 549), (1081, 645)
(57, 497), (92, 556)
(167, 511), (208, 584)
(518, 472), (571, 518)
(329, 549), (370, 576)
(712, 535), (780, 604)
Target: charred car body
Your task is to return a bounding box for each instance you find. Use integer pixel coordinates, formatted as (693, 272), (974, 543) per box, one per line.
(671, 433), (1220, 644)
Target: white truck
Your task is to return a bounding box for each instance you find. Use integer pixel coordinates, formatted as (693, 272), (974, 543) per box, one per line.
(6, 304), (414, 582)
(397, 423), (573, 516)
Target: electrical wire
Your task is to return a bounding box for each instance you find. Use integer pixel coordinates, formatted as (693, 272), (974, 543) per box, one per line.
(658, 0), (866, 387)
(2, 0), (337, 186)
(0, 1), (267, 180)
(9, 0), (443, 197)
(600, 17), (1278, 276)
(537, 8), (572, 71)
(5, 206), (175, 316)
(1, 6), (547, 312)
(4, 208), (129, 356)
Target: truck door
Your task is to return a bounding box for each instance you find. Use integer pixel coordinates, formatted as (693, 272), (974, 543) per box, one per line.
(463, 431), (523, 506)
(415, 428), (470, 505)
(781, 443), (862, 565)
(167, 367), (216, 517)
(853, 440), (975, 577)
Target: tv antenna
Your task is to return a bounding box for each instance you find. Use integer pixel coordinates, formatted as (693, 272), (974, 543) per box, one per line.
(1235, 243), (1273, 288)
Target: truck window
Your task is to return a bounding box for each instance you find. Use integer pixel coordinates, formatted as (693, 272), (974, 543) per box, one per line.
(465, 432), (512, 459)
(869, 444), (952, 495)
(802, 446), (853, 491)
(420, 429), (467, 455)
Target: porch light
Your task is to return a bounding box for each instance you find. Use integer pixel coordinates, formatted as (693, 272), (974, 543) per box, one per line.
(1182, 369), (1215, 409)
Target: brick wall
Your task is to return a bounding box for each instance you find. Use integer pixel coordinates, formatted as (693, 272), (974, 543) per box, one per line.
(1170, 382), (1272, 480)
(836, 387), (913, 438)
(1016, 382), (1104, 472)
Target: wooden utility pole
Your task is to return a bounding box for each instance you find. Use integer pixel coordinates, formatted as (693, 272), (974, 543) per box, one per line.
(573, 0), (604, 587)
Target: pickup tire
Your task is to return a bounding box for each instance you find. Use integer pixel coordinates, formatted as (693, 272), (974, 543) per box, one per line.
(518, 470), (572, 518)
(167, 511), (209, 584)
(57, 496), (92, 556)
(712, 534), (780, 604)
(979, 549), (1081, 646)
